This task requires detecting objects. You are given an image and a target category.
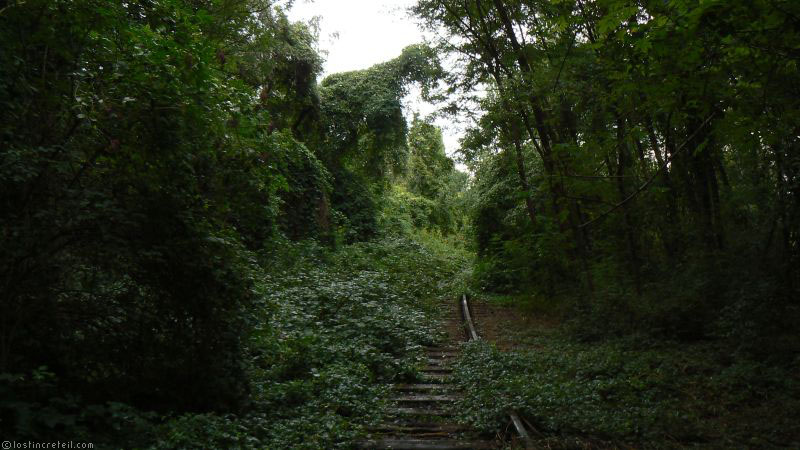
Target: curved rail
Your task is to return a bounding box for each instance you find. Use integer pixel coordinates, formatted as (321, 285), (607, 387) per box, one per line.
(460, 294), (479, 341)
(460, 294), (535, 450)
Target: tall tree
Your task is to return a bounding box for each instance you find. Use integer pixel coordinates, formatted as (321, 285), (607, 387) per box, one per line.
(415, 0), (800, 335)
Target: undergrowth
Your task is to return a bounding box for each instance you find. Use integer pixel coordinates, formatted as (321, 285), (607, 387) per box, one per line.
(453, 333), (800, 449)
(154, 234), (469, 449)
(0, 234), (471, 448)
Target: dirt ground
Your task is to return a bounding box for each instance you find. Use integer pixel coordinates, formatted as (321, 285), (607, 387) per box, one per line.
(467, 298), (558, 351)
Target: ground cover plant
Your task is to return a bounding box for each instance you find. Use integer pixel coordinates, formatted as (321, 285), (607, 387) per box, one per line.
(155, 235), (468, 448)
(452, 298), (800, 449)
(1, 233), (468, 448)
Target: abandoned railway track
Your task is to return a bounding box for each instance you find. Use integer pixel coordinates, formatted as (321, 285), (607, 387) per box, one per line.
(358, 295), (533, 450)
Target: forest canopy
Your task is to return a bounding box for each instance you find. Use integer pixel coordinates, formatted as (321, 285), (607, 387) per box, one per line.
(415, 0), (799, 341)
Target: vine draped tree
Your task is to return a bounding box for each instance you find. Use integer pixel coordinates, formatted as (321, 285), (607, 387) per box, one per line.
(302, 44), (444, 240)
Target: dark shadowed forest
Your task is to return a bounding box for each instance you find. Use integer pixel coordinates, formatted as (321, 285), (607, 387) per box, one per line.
(1, 0), (798, 448)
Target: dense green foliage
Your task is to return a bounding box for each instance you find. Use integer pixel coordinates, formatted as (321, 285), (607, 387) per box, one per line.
(154, 236), (468, 448)
(414, 0), (800, 346)
(0, 233), (467, 446)
(0, 0), (465, 445)
(410, 0), (800, 446)
(380, 116), (470, 235)
(309, 45), (445, 241)
(3, 0), (796, 446)
(1, 0), (303, 426)
(454, 332), (800, 447)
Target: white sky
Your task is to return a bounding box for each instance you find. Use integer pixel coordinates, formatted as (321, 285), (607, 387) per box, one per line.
(286, 0), (465, 160)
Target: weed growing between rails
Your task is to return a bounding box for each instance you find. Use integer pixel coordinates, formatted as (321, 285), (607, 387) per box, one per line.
(155, 235), (471, 449)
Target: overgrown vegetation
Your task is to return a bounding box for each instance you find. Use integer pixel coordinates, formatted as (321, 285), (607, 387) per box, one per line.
(2, 0), (798, 447)
(154, 236), (468, 449)
(415, 0), (800, 346)
(0, 0), (467, 446)
(410, 0), (800, 446)
(454, 332), (800, 448)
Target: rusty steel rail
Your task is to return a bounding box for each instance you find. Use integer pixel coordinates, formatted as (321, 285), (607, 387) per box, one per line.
(460, 294), (535, 450)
